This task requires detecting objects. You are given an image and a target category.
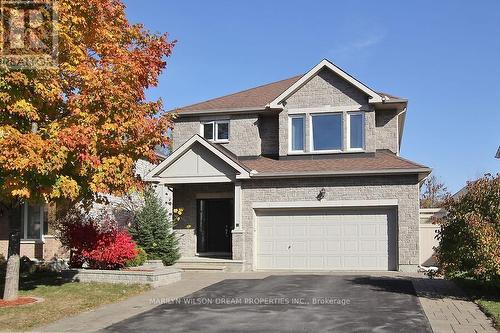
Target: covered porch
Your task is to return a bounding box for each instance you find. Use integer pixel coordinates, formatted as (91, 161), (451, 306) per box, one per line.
(144, 135), (249, 270)
(172, 182), (243, 259)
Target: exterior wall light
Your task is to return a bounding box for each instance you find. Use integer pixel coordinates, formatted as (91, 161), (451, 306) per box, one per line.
(316, 188), (326, 201)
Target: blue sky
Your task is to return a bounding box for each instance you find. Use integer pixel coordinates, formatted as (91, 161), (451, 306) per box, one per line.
(123, 0), (499, 193)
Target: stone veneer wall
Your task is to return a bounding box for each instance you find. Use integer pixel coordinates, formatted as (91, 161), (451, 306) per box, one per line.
(239, 175), (420, 272)
(258, 115), (279, 156)
(278, 68), (377, 156)
(172, 114), (262, 156)
(173, 183), (234, 257)
(285, 69), (368, 108)
(375, 109), (399, 153)
(172, 117), (200, 151)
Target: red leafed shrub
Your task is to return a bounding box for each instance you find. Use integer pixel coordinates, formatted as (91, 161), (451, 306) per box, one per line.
(58, 208), (138, 269)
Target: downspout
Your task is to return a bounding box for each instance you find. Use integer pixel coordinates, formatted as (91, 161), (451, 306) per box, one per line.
(396, 107), (407, 156)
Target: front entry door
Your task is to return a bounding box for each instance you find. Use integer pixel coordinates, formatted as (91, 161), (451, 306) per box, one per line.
(197, 199), (233, 254)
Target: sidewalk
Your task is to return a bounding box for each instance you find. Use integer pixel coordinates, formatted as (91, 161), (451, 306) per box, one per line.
(412, 278), (497, 333)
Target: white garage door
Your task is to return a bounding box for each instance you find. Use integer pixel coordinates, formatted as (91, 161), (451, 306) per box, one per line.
(256, 208), (396, 271)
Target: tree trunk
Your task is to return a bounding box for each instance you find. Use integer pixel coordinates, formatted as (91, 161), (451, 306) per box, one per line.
(3, 254), (20, 301)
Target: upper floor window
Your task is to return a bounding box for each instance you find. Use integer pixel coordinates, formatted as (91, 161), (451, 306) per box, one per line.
(288, 111), (365, 154)
(201, 120), (229, 143)
(347, 112), (364, 150)
(311, 113), (342, 152)
(289, 115), (305, 152)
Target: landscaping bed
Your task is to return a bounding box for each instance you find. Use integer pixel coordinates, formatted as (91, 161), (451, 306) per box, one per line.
(0, 270), (151, 331)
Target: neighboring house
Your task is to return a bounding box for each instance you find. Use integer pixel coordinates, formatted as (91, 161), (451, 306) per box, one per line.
(0, 159), (171, 261)
(452, 185), (469, 201)
(0, 202), (62, 260)
(146, 59), (431, 272)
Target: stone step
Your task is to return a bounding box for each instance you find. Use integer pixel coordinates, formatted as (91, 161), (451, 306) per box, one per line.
(174, 257), (245, 272)
(174, 263), (227, 272)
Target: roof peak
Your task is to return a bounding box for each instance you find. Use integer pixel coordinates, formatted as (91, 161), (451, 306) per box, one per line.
(173, 59), (404, 115)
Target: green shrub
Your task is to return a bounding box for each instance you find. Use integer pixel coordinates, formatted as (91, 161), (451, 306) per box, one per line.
(436, 174), (500, 281)
(125, 247), (147, 267)
(128, 187), (180, 266)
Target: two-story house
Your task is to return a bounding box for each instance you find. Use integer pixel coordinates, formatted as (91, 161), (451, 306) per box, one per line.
(146, 59), (431, 272)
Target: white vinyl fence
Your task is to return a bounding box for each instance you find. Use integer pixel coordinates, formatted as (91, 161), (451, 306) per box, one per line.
(419, 208), (446, 266)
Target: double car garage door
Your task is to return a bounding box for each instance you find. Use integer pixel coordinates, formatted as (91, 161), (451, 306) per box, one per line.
(256, 208), (397, 271)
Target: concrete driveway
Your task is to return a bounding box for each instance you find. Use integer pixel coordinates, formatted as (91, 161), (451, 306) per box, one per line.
(101, 275), (432, 333)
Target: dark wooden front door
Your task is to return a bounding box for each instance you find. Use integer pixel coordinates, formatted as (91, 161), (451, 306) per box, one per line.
(197, 199), (233, 254)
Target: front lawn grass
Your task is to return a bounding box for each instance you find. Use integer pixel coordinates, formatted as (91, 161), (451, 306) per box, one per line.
(454, 278), (500, 328)
(0, 270), (151, 331)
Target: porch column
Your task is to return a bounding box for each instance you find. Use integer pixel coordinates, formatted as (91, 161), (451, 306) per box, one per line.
(234, 182), (242, 230)
(232, 182), (244, 260)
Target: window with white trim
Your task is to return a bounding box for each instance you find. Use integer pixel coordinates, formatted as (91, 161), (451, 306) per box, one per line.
(347, 112), (364, 150)
(311, 113), (342, 152)
(12, 203), (48, 240)
(289, 115), (305, 152)
(201, 120), (229, 142)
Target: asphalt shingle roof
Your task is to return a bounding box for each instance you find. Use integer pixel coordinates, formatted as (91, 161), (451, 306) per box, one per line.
(173, 75), (404, 114)
(239, 150), (428, 175)
(174, 75), (302, 113)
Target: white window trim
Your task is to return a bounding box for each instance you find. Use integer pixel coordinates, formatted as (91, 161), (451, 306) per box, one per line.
(309, 112), (343, 154)
(21, 203), (45, 241)
(346, 111), (365, 152)
(288, 114), (306, 154)
(200, 120), (230, 143)
(287, 105), (368, 115)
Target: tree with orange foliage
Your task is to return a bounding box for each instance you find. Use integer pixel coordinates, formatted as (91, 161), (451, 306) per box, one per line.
(0, 0), (175, 300)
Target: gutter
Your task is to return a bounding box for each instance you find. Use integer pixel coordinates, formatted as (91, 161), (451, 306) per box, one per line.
(381, 98), (408, 104)
(174, 107), (270, 116)
(250, 167), (432, 181)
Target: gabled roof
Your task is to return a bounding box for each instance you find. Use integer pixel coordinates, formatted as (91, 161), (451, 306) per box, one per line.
(268, 59), (383, 107)
(172, 59), (406, 115)
(145, 135), (251, 183)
